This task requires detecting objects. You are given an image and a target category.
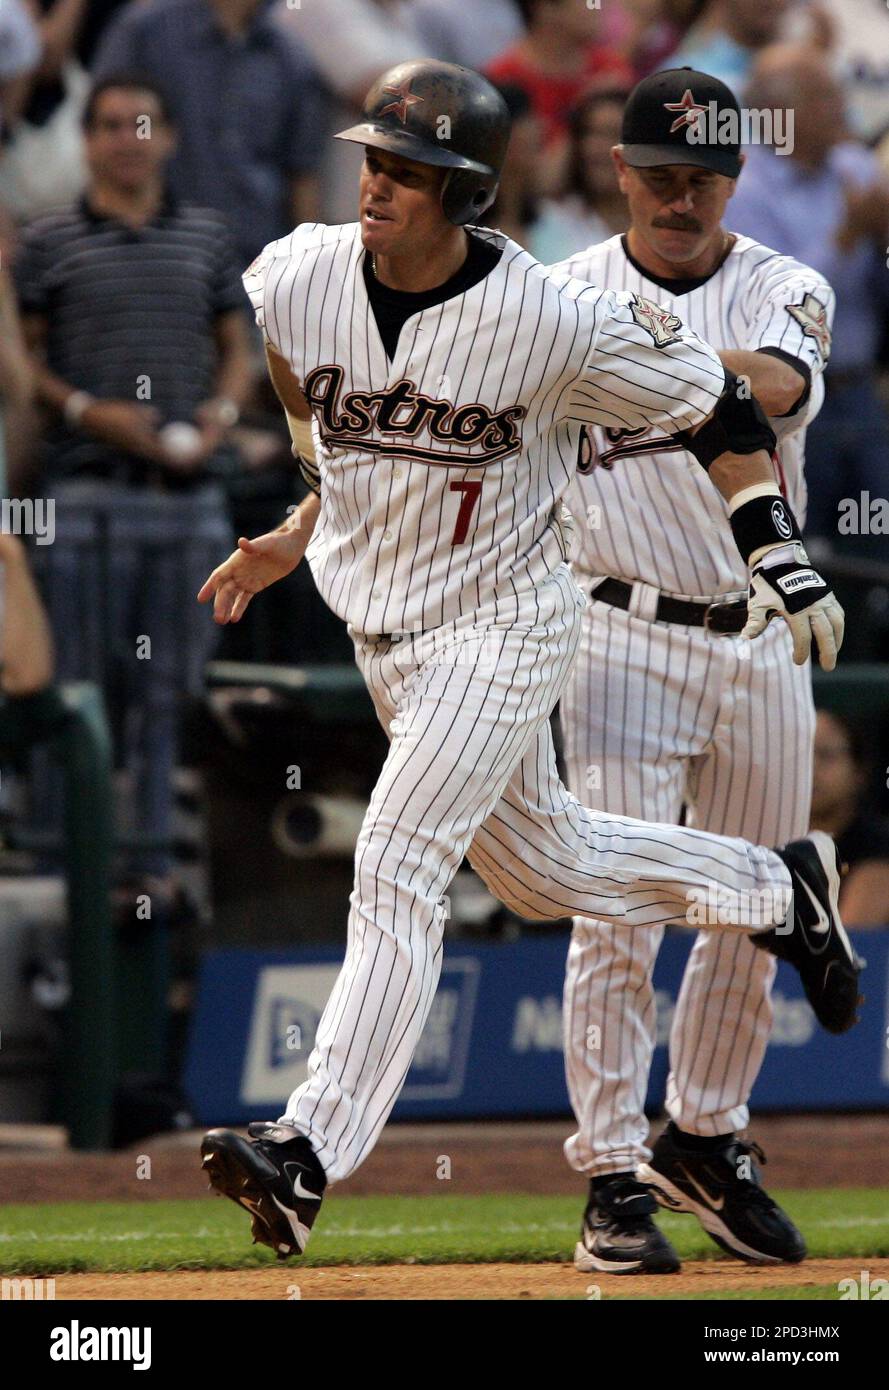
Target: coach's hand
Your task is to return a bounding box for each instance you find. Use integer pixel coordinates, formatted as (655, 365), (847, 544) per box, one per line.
(197, 528), (307, 624)
(742, 542), (844, 671)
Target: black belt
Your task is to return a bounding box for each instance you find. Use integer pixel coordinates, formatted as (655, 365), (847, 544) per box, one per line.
(591, 577), (748, 634)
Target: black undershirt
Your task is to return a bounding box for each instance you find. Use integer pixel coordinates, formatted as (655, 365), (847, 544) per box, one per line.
(363, 232), (502, 361)
(620, 231), (736, 296)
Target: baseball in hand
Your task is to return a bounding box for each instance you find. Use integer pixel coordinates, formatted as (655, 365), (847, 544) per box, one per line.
(160, 421), (203, 463)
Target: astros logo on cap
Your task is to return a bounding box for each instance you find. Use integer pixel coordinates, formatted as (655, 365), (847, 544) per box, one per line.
(663, 89), (707, 134)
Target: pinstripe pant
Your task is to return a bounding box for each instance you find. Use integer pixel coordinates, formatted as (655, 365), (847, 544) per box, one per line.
(280, 565), (794, 1183)
(560, 592), (814, 1176)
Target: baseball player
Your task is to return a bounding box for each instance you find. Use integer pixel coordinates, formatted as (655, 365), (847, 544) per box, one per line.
(196, 60), (857, 1262)
(557, 69), (839, 1275)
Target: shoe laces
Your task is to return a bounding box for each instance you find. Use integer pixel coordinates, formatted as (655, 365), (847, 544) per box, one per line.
(592, 1177), (658, 1229)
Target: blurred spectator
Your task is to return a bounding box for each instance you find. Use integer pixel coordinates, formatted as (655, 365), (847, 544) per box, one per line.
(75, 0), (131, 65)
(21, 0), (89, 120)
(485, 0), (632, 192)
(0, 206), (41, 492)
(664, 0), (791, 89)
(530, 84), (630, 264)
(485, 83), (540, 243)
(622, 0), (709, 75)
(412, 0), (524, 70)
(810, 709), (889, 927)
(792, 1), (889, 146)
(729, 45), (889, 552)
(0, 0), (90, 218)
(15, 75), (252, 885)
(0, 0), (41, 137)
(0, 264), (33, 494)
(0, 533), (54, 696)
(93, 0), (326, 266)
(274, 0), (424, 224)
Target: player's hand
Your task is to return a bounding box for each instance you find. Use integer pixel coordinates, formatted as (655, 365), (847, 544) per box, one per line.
(197, 528), (307, 623)
(742, 542), (844, 671)
(79, 400), (167, 464)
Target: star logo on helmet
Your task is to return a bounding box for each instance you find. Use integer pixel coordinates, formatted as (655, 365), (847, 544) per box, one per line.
(663, 89), (707, 135)
(379, 81), (425, 124)
(786, 293), (832, 358)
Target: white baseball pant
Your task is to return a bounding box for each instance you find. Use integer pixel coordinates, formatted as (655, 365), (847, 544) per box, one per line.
(561, 589), (814, 1175)
(280, 567), (794, 1182)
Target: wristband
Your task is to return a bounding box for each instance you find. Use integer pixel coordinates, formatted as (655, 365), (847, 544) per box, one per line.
(287, 411), (316, 462)
(676, 371), (776, 470)
(296, 450), (321, 496)
(283, 411), (320, 493)
(729, 488), (802, 564)
(63, 390), (96, 428)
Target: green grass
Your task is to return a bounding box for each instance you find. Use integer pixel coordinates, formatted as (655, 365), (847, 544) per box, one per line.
(0, 1189), (887, 1276)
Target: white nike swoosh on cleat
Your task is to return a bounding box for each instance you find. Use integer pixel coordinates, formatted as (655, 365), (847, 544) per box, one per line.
(292, 1172), (322, 1202)
(272, 1194), (312, 1250)
(797, 875), (831, 937)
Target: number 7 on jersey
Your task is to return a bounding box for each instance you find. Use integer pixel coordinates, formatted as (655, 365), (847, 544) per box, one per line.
(449, 479), (482, 545)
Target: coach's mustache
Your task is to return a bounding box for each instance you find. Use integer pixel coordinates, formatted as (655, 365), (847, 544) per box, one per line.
(652, 215), (703, 233)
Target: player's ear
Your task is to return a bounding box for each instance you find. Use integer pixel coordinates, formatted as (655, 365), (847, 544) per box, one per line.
(728, 152), (746, 197)
(611, 146), (630, 193)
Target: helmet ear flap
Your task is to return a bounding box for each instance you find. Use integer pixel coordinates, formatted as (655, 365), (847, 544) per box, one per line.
(440, 168), (500, 226)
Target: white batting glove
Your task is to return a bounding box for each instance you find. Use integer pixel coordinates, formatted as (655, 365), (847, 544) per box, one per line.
(742, 542), (845, 671)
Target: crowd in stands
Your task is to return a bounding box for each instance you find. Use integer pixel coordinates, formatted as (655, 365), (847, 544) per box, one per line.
(1, 0), (888, 902)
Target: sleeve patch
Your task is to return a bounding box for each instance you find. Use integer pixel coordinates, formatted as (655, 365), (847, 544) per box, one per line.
(786, 293), (832, 358)
(629, 293), (684, 348)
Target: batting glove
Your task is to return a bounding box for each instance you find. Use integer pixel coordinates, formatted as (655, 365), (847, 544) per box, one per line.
(742, 542), (845, 671)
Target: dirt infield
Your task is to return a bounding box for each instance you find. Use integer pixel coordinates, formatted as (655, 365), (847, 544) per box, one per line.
(46, 1258), (889, 1300)
(3, 1114), (889, 1203)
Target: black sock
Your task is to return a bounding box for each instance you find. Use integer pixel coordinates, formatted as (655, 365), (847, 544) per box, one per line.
(672, 1125), (732, 1152)
(591, 1170), (638, 1191)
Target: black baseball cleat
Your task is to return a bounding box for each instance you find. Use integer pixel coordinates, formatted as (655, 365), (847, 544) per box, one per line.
(638, 1122), (806, 1265)
(200, 1122), (326, 1259)
(753, 831), (864, 1034)
(574, 1175), (681, 1275)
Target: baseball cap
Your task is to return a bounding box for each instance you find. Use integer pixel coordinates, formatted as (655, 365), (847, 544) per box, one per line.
(620, 67), (742, 178)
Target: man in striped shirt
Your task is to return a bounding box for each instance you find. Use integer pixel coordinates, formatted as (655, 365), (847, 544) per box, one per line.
(16, 74), (252, 887)
(556, 68), (838, 1275)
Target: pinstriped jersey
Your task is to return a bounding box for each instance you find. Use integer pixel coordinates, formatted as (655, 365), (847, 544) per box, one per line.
(554, 234), (835, 602)
(244, 221), (725, 634)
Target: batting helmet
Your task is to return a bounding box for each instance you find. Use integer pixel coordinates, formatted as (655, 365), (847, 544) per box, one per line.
(335, 60), (511, 226)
